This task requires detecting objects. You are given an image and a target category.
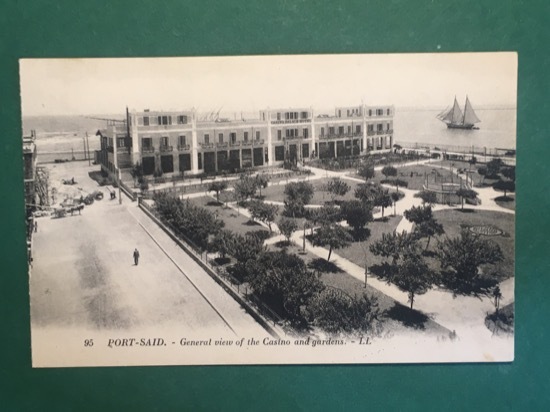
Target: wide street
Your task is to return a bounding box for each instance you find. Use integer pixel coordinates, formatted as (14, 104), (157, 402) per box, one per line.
(30, 162), (268, 342)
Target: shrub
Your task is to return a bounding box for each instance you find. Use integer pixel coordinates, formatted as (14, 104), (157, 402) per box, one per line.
(308, 292), (380, 336)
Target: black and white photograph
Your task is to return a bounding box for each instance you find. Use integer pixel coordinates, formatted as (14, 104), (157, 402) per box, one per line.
(21, 53), (516, 367)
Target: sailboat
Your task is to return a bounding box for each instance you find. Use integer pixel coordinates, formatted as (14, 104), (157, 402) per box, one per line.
(437, 96), (481, 129)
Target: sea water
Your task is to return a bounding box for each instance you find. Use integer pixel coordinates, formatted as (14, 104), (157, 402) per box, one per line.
(22, 116), (110, 163)
(394, 108), (516, 150)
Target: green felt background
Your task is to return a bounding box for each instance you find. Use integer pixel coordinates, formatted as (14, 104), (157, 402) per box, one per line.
(1, 0), (548, 410)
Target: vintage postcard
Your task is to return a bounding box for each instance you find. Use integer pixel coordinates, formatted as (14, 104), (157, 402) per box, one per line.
(21, 53), (516, 367)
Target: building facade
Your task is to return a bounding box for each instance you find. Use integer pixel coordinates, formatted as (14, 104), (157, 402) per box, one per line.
(23, 130), (37, 214)
(96, 104), (394, 177)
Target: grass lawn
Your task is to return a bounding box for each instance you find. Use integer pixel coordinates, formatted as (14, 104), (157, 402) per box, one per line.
(318, 269), (448, 335)
(189, 195), (273, 238)
(432, 209), (515, 279)
(267, 238), (447, 334)
(357, 164), (456, 191)
(336, 215), (403, 268)
(260, 178), (363, 206)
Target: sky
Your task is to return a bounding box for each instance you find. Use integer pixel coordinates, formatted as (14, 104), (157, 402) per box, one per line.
(19, 53), (517, 117)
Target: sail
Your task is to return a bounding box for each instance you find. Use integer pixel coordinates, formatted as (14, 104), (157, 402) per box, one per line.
(441, 98), (463, 124)
(436, 106), (450, 120)
(463, 96), (481, 124)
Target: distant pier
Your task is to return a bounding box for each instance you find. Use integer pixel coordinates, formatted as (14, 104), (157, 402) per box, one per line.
(397, 141), (516, 166)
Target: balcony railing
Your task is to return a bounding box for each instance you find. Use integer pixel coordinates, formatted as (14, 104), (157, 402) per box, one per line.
(367, 111), (393, 118)
(230, 141), (241, 147)
(200, 143), (215, 149)
(141, 146), (155, 154)
(178, 144), (190, 151)
(216, 142), (229, 149)
(283, 135), (308, 141)
(271, 119), (311, 125)
(367, 130), (376, 136)
(160, 145), (173, 152)
(318, 133), (360, 139)
(139, 124), (191, 131)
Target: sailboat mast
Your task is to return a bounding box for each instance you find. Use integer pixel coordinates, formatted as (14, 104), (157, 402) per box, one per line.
(462, 96), (467, 126)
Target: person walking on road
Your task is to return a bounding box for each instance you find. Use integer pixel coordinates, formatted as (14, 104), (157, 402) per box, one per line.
(133, 248), (140, 266)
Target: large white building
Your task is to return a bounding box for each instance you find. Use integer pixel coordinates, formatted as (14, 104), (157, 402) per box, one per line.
(96, 104), (394, 177)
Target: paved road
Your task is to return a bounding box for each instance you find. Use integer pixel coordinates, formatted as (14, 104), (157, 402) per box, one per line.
(30, 162), (267, 339)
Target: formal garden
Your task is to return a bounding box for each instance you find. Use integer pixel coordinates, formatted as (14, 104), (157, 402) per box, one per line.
(149, 155), (515, 337)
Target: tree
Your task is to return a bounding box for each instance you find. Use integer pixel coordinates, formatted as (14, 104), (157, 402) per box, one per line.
(501, 166), (515, 182)
(278, 217), (298, 243)
(437, 229), (504, 297)
(340, 200), (373, 234)
(248, 200), (279, 232)
(283, 198), (305, 218)
(354, 182), (377, 202)
(358, 163), (376, 182)
(284, 181), (314, 217)
(153, 192), (224, 251)
(314, 205), (342, 224)
(311, 224), (352, 262)
(326, 178), (350, 203)
(285, 181), (314, 204)
(355, 182), (391, 216)
(390, 191), (401, 216)
(456, 188), (478, 210)
(477, 166), (488, 185)
(308, 291), (380, 335)
(415, 190), (437, 206)
(404, 205), (445, 251)
(207, 229), (234, 260)
(375, 190), (393, 218)
(208, 181), (228, 204)
(392, 178), (408, 191)
(255, 174), (270, 197)
(305, 205), (341, 237)
(369, 231), (418, 266)
(247, 251), (324, 328)
(382, 165), (397, 179)
(225, 231), (267, 282)
(493, 179), (515, 198)
(392, 253), (434, 309)
(492, 286), (502, 314)
(233, 175), (257, 204)
(486, 158), (504, 178)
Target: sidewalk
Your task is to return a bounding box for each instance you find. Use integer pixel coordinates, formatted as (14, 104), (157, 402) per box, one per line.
(126, 201), (271, 337)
